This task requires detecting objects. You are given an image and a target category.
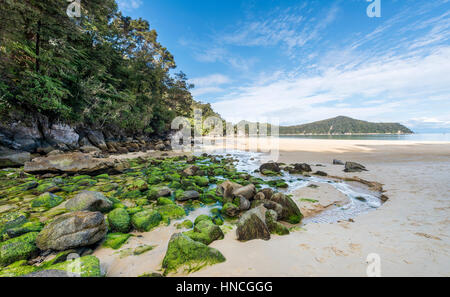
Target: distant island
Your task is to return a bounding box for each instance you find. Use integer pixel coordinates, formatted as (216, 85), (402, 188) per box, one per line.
(235, 116), (414, 136)
(278, 116), (414, 135)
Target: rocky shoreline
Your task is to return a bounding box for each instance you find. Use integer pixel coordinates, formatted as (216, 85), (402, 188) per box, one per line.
(0, 116), (173, 169)
(0, 145), (385, 277)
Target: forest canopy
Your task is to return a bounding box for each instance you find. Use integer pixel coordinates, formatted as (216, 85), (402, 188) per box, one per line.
(0, 0), (211, 135)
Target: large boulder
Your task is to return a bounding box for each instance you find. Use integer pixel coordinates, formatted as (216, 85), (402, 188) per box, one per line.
(162, 233), (226, 275)
(24, 152), (128, 175)
(66, 191), (113, 213)
(36, 211), (107, 251)
(0, 150), (31, 168)
(267, 193), (303, 224)
(0, 232), (39, 266)
(236, 206), (270, 242)
(344, 162), (368, 172)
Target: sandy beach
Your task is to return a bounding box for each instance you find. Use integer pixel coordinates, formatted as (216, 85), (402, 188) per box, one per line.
(94, 138), (450, 277)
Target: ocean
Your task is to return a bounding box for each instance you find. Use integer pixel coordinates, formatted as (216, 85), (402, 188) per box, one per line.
(278, 133), (450, 141)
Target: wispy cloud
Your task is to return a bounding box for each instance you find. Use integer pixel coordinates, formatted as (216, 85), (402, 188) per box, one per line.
(117, 0), (143, 12)
(212, 46), (450, 125)
(189, 74), (232, 97)
(221, 3), (339, 53)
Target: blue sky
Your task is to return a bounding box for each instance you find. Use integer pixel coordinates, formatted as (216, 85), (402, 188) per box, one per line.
(118, 0), (450, 132)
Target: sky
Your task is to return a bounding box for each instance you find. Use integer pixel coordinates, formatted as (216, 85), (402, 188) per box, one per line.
(117, 0), (450, 132)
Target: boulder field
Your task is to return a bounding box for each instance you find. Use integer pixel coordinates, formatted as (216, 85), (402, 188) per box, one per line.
(0, 153), (310, 277)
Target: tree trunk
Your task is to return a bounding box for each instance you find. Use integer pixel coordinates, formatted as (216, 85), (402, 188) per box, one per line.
(35, 19), (41, 72)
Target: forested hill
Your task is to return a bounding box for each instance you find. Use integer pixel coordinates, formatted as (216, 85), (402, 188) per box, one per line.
(0, 0), (214, 137)
(279, 116), (413, 135)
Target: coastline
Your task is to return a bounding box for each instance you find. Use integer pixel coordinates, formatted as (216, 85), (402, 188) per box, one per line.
(91, 138), (450, 277)
(186, 138), (450, 276)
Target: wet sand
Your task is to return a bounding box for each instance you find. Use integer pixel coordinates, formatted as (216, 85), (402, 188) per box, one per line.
(96, 139), (450, 277)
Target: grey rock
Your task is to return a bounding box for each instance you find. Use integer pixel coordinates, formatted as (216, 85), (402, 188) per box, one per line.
(36, 211), (107, 251)
(66, 191), (113, 212)
(344, 162), (368, 172)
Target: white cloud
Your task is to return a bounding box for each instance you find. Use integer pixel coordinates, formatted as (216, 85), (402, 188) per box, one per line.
(117, 0), (143, 11)
(212, 47), (450, 125)
(189, 74), (231, 97)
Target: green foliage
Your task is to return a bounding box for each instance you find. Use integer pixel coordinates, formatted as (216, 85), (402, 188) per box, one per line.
(279, 116), (414, 135)
(0, 0), (203, 135)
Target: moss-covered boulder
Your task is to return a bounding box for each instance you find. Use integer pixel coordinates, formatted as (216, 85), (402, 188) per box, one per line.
(128, 179), (148, 191)
(236, 206), (270, 242)
(0, 260), (38, 277)
(157, 197), (175, 206)
(222, 202), (240, 217)
(66, 191), (113, 213)
(131, 210), (162, 232)
(193, 176), (209, 187)
(156, 204), (186, 220)
(36, 211), (107, 251)
(0, 212), (28, 239)
(184, 219), (224, 245)
(107, 208), (131, 233)
(176, 220), (193, 229)
(102, 233), (132, 249)
(176, 190), (200, 202)
(162, 233), (226, 275)
(0, 232), (39, 267)
(268, 193), (303, 224)
(265, 210), (289, 236)
(45, 255), (102, 277)
(31, 192), (64, 209)
(5, 221), (43, 239)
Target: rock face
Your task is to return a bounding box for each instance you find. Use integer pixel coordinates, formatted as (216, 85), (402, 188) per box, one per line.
(66, 191), (113, 213)
(236, 206), (271, 242)
(0, 150), (31, 168)
(44, 123), (79, 148)
(162, 233), (226, 275)
(36, 211), (107, 251)
(344, 162), (368, 172)
(24, 152), (127, 175)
